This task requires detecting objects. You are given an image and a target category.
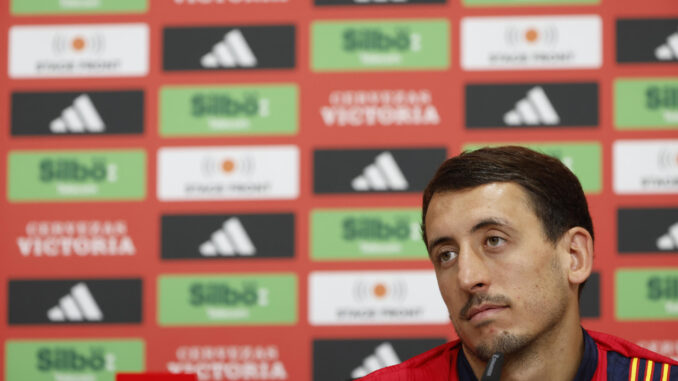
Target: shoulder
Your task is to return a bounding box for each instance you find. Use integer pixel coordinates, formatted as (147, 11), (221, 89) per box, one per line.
(588, 330), (678, 380)
(359, 340), (460, 381)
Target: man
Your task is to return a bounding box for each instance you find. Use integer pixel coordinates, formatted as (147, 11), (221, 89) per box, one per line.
(360, 146), (677, 381)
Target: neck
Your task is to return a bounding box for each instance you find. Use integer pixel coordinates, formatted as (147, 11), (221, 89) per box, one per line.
(463, 308), (584, 381)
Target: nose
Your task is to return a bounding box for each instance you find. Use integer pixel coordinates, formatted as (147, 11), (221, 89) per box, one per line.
(457, 245), (490, 293)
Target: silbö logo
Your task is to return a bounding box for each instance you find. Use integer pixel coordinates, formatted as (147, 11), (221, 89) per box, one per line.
(190, 281), (269, 320)
(192, 92), (269, 131)
(343, 27), (420, 66)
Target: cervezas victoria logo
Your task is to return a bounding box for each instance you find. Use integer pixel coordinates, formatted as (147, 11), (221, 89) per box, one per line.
(8, 279), (142, 325)
(465, 83), (598, 128)
(166, 344), (290, 380)
(12, 90), (144, 136)
(163, 25), (295, 71)
(9, 24), (148, 78)
(17, 219), (136, 258)
(313, 338), (446, 381)
(617, 18), (678, 63)
(161, 213), (294, 260)
(461, 15), (601, 70)
(320, 89), (440, 127)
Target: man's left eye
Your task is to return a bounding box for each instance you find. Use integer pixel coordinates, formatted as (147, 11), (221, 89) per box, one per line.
(486, 236), (506, 247)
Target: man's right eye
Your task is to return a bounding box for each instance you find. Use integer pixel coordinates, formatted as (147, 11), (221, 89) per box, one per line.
(438, 250), (458, 265)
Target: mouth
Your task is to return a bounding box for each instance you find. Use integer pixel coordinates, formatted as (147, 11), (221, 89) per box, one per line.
(466, 304), (508, 323)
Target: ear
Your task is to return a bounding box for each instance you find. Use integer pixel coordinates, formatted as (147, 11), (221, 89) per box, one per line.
(561, 227), (594, 286)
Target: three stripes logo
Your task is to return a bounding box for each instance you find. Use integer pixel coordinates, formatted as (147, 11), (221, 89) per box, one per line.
(312, 338), (446, 381)
(201, 29), (257, 68)
(656, 28), (678, 61)
(657, 222), (678, 250)
(617, 18), (678, 63)
(618, 208), (678, 253)
(46, 282), (103, 322)
(351, 342), (400, 379)
(50, 94), (105, 133)
(11, 90), (144, 136)
(161, 213), (294, 260)
(8, 279), (142, 325)
(163, 25), (295, 71)
(199, 217), (256, 256)
(314, 148), (446, 194)
(465, 83), (598, 128)
(351, 152), (408, 191)
(503, 86), (559, 126)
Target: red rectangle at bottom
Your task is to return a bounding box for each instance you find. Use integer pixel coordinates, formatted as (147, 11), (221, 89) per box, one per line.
(117, 374), (197, 381)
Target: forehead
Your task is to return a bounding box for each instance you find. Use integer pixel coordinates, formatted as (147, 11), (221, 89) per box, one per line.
(424, 182), (536, 235)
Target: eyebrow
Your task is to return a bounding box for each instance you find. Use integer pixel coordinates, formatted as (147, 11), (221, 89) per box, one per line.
(426, 217), (511, 253)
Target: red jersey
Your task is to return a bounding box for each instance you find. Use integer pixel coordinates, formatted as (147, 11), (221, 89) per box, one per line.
(359, 330), (678, 381)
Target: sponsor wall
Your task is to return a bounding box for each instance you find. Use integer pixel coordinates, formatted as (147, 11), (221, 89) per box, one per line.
(1, 0), (677, 380)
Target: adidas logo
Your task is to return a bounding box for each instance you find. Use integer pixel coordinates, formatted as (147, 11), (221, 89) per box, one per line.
(656, 222), (678, 250)
(46, 283), (103, 322)
(201, 29), (257, 68)
(655, 29), (678, 60)
(50, 94), (105, 133)
(503, 86), (560, 126)
(351, 342), (401, 379)
(199, 218), (256, 256)
(351, 152), (409, 191)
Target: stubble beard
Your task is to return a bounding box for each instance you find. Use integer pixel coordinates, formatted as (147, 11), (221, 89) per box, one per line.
(456, 252), (570, 362)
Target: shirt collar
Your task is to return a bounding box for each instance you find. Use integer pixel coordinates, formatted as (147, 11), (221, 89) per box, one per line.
(456, 328), (598, 381)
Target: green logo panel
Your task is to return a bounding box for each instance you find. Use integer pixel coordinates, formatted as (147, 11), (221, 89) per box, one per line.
(616, 269), (678, 320)
(463, 0), (597, 5)
(463, 142), (601, 193)
(5, 339), (144, 381)
(311, 209), (427, 260)
(615, 78), (678, 130)
(11, 0), (147, 14)
(312, 20), (449, 72)
(7, 150), (146, 202)
(160, 84), (298, 137)
(158, 274), (297, 326)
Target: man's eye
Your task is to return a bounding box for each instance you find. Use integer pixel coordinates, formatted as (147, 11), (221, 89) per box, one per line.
(439, 250), (458, 264)
(486, 236), (506, 247)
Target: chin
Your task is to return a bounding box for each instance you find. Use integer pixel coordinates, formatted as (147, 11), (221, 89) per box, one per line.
(471, 330), (531, 361)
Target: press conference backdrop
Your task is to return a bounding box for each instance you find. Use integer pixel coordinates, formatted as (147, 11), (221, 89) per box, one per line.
(1, 0), (677, 380)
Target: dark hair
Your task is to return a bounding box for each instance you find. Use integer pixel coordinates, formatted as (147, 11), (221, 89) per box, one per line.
(422, 145), (594, 247)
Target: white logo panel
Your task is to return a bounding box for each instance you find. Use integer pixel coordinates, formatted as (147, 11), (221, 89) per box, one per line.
(614, 140), (678, 194)
(9, 24), (149, 78)
(461, 15), (601, 70)
(309, 270), (448, 325)
(157, 145), (299, 201)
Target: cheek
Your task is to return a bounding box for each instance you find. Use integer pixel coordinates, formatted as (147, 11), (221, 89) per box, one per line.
(436, 273), (460, 310)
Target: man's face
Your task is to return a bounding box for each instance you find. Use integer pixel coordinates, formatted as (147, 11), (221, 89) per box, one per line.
(424, 182), (571, 361)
